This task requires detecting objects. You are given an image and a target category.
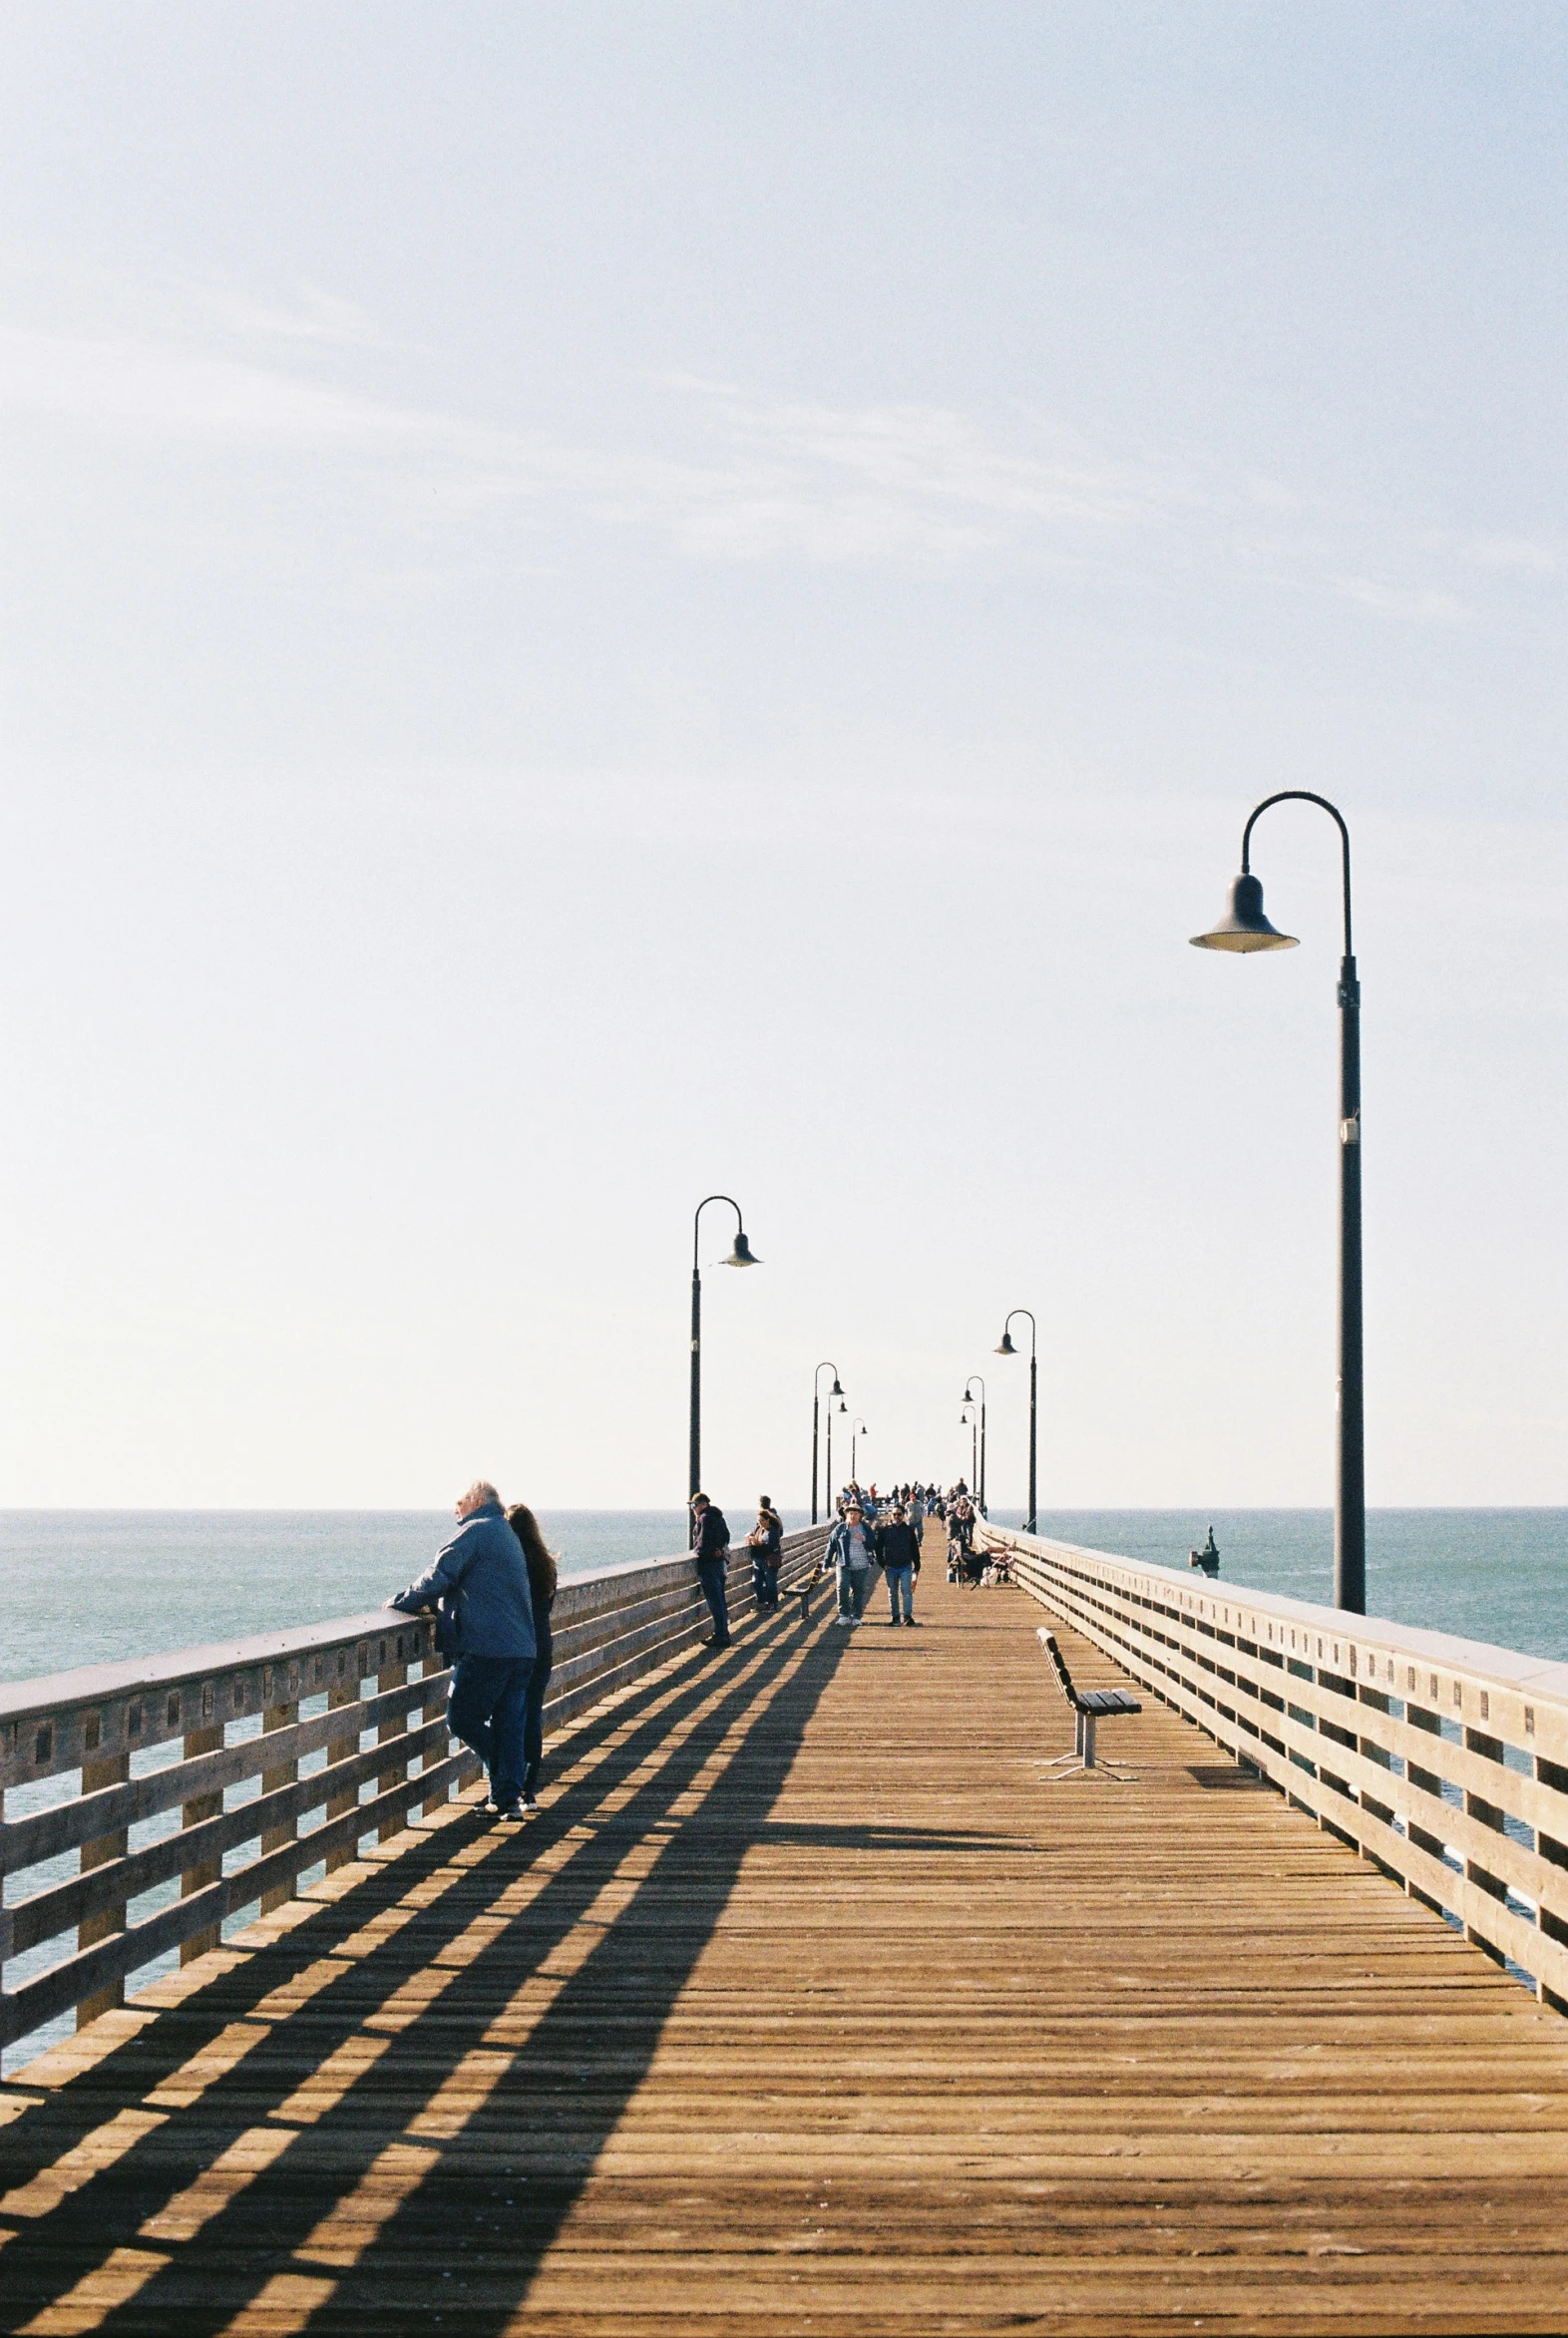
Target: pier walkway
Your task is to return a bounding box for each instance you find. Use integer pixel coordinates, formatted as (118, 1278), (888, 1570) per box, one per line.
(5, 1526), (1568, 2333)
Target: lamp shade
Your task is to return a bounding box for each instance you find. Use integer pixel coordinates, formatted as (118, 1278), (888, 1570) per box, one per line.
(722, 1229), (761, 1266)
(830, 1376), (844, 1397)
(1190, 872), (1299, 953)
(995, 1329), (1016, 1357)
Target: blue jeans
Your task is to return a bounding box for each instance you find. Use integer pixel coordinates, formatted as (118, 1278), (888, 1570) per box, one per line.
(697, 1556), (731, 1645)
(448, 1654), (534, 1807)
(837, 1565), (869, 1619)
(752, 1555), (781, 1610)
(885, 1563), (914, 1622)
(522, 1618), (552, 1790)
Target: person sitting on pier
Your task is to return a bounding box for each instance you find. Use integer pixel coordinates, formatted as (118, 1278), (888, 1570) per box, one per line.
(390, 1480), (538, 1823)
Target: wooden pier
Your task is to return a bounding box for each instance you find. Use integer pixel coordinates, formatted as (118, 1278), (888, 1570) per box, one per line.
(5, 1525), (1568, 2333)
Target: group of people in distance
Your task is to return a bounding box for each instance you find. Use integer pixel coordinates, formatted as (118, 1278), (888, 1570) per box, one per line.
(387, 1470), (1007, 1827)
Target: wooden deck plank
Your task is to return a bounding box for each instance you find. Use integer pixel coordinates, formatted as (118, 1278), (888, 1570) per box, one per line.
(4, 1526), (1568, 2334)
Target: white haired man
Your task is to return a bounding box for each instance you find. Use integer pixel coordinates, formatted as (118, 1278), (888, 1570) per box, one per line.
(390, 1480), (538, 1821)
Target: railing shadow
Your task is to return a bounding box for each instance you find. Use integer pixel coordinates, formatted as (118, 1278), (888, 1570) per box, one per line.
(0, 1603), (852, 2334)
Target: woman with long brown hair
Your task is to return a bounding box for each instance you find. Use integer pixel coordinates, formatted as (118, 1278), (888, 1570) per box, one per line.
(506, 1503), (559, 1813)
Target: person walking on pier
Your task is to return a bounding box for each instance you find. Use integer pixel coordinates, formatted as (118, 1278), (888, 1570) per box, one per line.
(690, 1492), (732, 1648)
(507, 1503), (558, 1812)
(875, 1501), (922, 1626)
(825, 1498), (874, 1626)
(390, 1480), (536, 1822)
(747, 1495), (784, 1612)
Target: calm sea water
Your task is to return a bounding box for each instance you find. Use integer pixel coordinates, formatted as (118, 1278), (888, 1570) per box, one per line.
(992, 1508), (1568, 1666)
(1, 1507), (1564, 1685)
(0, 1510), (806, 1685)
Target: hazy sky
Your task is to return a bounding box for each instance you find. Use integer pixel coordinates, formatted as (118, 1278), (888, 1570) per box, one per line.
(2, 3), (1564, 1510)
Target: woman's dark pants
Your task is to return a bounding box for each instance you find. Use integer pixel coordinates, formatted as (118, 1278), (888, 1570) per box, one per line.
(522, 1618), (553, 1797)
(447, 1654), (534, 1807)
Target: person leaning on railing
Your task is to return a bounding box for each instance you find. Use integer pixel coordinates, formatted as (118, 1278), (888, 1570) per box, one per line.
(507, 1503), (559, 1812)
(389, 1479), (538, 1822)
(746, 1496), (784, 1614)
(689, 1492), (733, 1649)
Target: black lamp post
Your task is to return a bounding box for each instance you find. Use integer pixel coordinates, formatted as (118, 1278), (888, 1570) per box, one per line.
(689, 1195), (760, 1544)
(825, 1391), (847, 1513)
(960, 1402), (979, 1495)
(995, 1310), (1037, 1533)
(812, 1362), (845, 1525)
(1190, 790), (1365, 1615)
(851, 1417), (868, 1482)
(963, 1375), (986, 1513)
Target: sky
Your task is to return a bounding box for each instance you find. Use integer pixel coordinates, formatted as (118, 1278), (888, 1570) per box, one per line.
(0, 1), (1564, 1510)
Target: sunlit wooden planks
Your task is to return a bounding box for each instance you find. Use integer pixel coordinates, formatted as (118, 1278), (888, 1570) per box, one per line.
(3, 1523), (1568, 2334)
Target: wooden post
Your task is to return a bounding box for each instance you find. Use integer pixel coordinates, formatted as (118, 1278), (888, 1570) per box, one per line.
(179, 1717), (225, 1965)
(378, 1656), (409, 1842)
(258, 1698), (299, 1914)
(77, 1730), (131, 2028)
(420, 1661), (450, 1817)
(324, 1675), (360, 1873)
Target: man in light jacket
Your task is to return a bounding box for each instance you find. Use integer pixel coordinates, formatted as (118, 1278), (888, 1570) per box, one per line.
(390, 1480), (537, 1821)
(825, 1499), (875, 1627)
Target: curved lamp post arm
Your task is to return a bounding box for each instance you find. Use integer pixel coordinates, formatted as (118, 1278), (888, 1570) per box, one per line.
(1241, 791), (1353, 959)
(811, 1361), (844, 1526)
(693, 1193), (746, 1269)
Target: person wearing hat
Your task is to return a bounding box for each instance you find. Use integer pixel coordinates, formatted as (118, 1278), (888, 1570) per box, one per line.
(824, 1498), (875, 1627)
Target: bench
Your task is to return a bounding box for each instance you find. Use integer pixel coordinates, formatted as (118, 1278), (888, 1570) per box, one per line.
(1037, 1628), (1142, 1777)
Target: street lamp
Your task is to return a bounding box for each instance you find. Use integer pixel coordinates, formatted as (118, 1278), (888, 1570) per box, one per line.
(825, 1391), (847, 1514)
(811, 1363), (845, 1525)
(962, 1375), (986, 1513)
(851, 1417), (869, 1482)
(995, 1311), (1037, 1534)
(689, 1195), (760, 1543)
(1190, 789), (1365, 1615)
(960, 1402), (979, 1496)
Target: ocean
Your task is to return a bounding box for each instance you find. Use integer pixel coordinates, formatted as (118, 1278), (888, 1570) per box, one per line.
(1, 1507), (1564, 1686)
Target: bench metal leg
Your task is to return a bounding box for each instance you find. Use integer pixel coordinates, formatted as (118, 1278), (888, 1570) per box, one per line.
(1035, 1706), (1138, 1782)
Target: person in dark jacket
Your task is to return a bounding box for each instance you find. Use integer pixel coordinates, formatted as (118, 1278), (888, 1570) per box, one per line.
(390, 1481), (536, 1820)
(689, 1492), (732, 1648)
(747, 1496), (784, 1612)
(507, 1502), (558, 1812)
(875, 1504), (923, 1626)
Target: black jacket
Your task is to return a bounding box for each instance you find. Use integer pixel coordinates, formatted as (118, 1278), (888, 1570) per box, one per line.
(692, 1505), (730, 1563)
(875, 1520), (922, 1571)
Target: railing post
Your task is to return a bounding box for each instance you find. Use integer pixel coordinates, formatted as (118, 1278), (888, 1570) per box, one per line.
(324, 1672), (360, 1871)
(378, 1648), (409, 1842)
(180, 1708), (225, 1965)
(258, 1697), (299, 1914)
(77, 1735), (131, 2026)
(420, 1654), (449, 1816)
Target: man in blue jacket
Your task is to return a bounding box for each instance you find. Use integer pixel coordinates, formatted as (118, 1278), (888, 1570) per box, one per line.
(390, 1480), (537, 1821)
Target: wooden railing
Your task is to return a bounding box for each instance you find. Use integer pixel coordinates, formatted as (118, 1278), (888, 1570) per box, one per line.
(0, 1527), (826, 2061)
(980, 1520), (1568, 2013)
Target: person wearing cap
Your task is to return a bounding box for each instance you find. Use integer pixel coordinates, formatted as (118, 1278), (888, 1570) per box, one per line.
(689, 1492), (732, 1648)
(824, 1499), (875, 1627)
